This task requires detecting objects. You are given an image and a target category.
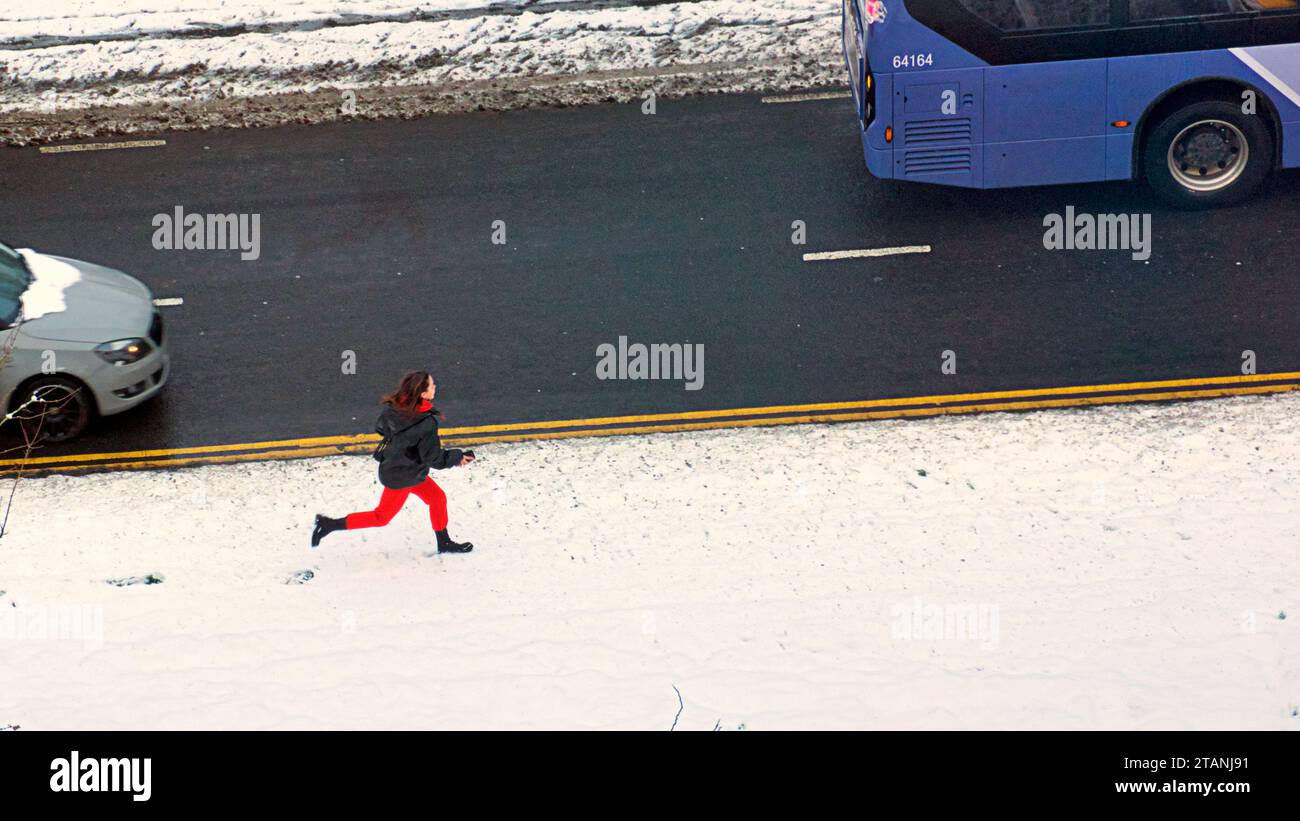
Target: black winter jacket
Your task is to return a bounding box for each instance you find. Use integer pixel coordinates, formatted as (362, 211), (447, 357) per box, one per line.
(375, 405), (464, 489)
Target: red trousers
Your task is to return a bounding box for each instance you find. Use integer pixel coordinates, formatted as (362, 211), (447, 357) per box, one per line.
(346, 477), (448, 532)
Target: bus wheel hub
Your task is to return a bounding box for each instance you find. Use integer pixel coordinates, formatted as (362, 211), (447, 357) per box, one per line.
(1167, 119), (1248, 192)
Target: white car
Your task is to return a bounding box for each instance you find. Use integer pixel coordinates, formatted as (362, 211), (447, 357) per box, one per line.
(0, 240), (170, 442)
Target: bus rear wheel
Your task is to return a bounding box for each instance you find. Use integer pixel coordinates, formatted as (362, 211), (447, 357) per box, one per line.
(1143, 100), (1273, 209)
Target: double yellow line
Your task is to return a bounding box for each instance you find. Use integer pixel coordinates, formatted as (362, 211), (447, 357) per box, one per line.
(5, 370), (1299, 475)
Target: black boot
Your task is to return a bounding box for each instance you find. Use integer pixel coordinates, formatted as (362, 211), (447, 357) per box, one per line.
(312, 515), (347, 548)
(435, 529), (473, 554)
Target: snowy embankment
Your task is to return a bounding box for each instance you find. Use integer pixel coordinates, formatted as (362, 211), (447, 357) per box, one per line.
(0, 1), (569, 46)
(1, 395), (1297, 730)
(0, 0), (842, 144)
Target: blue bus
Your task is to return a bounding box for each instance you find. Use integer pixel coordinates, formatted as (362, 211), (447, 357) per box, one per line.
(842, 0), (1300, 207)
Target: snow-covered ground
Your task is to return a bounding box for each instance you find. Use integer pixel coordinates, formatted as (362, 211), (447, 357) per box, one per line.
(0, 0), (841, 143)
(0, 1), (570, 45)
(2, 395), (1297, 730)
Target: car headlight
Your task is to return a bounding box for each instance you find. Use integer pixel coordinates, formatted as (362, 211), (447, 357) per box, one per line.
(95, 338), (153, 365)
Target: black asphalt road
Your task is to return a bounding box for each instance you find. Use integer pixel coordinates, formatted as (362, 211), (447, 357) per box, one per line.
(2, 90), (1299, 457)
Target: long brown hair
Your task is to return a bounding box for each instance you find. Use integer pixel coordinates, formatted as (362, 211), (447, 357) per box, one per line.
(382, 370), (432, 414)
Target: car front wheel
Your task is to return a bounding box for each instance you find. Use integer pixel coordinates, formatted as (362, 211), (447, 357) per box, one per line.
(12, 375), (93, 443)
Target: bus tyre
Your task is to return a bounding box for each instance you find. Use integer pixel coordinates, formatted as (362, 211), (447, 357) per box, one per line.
(1144, 100), (1273, 209)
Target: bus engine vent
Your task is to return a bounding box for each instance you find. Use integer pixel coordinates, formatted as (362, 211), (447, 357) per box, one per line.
(902, 117), (972, 176)
(903, 118), (973, 145)
(903, 147), (973, 176)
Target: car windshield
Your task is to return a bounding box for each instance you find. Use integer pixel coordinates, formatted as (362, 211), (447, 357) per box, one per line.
(0, 241), (33, 327)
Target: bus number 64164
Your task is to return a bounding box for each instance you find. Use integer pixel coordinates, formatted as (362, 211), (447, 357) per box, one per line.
(893, 53), (934, 69)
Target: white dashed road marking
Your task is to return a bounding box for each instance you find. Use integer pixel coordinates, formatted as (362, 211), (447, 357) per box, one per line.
(152, 297), (184, 307)
(803, 246), (932, 262)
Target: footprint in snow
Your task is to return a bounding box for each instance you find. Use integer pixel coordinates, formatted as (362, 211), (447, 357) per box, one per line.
(286, 569), (315, 585)
(106, 573), (164, 587)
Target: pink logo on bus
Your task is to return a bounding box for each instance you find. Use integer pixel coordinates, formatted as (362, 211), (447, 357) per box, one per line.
(864, 0), (887, 24)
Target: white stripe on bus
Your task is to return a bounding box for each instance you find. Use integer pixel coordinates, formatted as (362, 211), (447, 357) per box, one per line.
(1229, 47), (1300, 110)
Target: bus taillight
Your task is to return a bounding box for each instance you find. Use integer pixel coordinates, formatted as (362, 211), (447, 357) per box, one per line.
(865, 70), (876, 127)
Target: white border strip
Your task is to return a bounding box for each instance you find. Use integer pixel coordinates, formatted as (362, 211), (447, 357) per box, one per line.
(803, 245), (932, 262)
(761, 91), (852, 104)
(39, 139), (166, 154)
(1229, 47), (1300, 109)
